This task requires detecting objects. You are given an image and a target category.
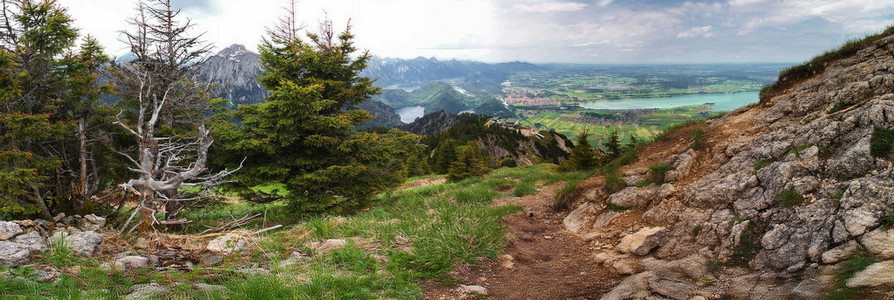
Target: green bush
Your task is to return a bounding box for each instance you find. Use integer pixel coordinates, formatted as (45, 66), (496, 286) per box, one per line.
(647, 163), (668, 184)
(691, 127), (705, 150)
(552, 181), (580, 212)
(499, 158), (518, 168)
(604, 172), (627, 194)
(870, 129), (894, 158)
(776, 189), (804, 207)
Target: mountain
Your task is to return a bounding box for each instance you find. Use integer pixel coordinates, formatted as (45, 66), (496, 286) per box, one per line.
(197, 44), (266, 105)
(409, 82), (469, 113)
(565, 28), (894, 298)
(362, 56), (542, 90)
(398, 110), (460, 136)
(357, 99), (403, 128)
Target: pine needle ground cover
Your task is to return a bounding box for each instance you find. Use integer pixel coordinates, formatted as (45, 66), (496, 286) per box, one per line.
(0, 164), (590, 299)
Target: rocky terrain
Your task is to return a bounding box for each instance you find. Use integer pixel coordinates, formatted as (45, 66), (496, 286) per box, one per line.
(563, 31), (894, 299)
(197, 44), (266, 105)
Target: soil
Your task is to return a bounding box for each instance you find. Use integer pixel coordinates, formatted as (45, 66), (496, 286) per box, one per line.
(424, 182), (621, 299)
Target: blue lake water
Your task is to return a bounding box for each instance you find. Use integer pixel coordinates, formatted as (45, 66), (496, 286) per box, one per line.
(396, 106), (425, 123)
(579, 91), (759, 112)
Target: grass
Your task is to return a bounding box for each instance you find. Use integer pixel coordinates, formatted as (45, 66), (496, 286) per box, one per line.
(512, 180), (538, 197)
(607, 204), (631, 212)
(787, 144), (813, 157)
(776, 189), (805, 207)
(761, 25), (894, 102)
(2, 164), (586, 299)
(603, 171), (627, 194)
(825, 253), (878, 300)
(754, 158), (775, 170)
(870, 128), (894, 158)
(552, 180), (580, 212)
(691, 127), (705, 150)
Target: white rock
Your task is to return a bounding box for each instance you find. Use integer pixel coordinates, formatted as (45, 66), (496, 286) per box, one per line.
(459, 284), (488, 296)
(114, 256), (151, 272)
(0, 241), (31, 267)
(13, 231), (48, 251)
(64, 231), (103, 256)
(0, 221), (23, 240)
(611, 259), (642, 275)
(846, 261), (894, 288)
(859, 227), (894, 255)
(821, 241), (859, 264)
(617, 227), (668, 256)
(206, 233), (248, 254)
(77, 214), (106, 231)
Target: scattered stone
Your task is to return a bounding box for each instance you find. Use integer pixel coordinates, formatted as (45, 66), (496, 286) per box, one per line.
(279, 251), (311, 267)
(791, 278), (824, 299)
(0, 221), (23, 240)
(0, 241), (31, 267)
(64, 231), (103, 256)
(52, 213), (66, 222)
(821, 241), (859, 264)
(27, 265), (62, 283)
(134, 238), (150, 249)
(458, 284), (488, 296)
(543, 235), (554, 240)
(846, 261), (894, 288)
(13, 231), (48, 251)
(498, 254), (515, 269)
(200, 254), (225, 266)
(307, 239), (347, 253)
(114, 256), (151, 272)
(617, 227), (668, 255)
(206, 233), (248, 254)
(125, 283), (172, 300)
(77, 214), (106, 231)
(611, 259), (642, 275)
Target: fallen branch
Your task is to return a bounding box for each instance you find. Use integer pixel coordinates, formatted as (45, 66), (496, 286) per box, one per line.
(246, 224), (283, 237)
(198, 213), (262, 235)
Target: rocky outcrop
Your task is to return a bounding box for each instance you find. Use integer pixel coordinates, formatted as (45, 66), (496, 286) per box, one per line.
(566, 31), (894, 298)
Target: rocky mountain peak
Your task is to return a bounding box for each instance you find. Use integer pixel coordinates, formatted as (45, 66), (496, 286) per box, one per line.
(217, 44), (249, 58)
(565, 29), (894, 299)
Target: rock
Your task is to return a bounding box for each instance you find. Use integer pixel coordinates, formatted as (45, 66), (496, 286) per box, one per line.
(846, 261), (894, 288)
(617, 227), (668, 255)
(600, 271), (657, 300)
(791, 278), (824, 299)
(611, 259), (641, 275)
(13, 231), (48, 251)
(125, 283), (171, 300)
(279, 251), (311, 267)
(134, 238), (150, 249)
(0, 241), (31, 267)
(64, 231), (103, 256)
(458, 284), (488, 296)
(194, 283), (228, 295)
(498, 254), (514, 269)
(666, 150), (697, 182)
(114, 256), (151, 272)
(206, 233), (248, 254)
(27, 265), (62, 283)
(609, 185), (659, 208)
(200, 254), (225, 266)
(821, 241), (859, 264)
(648, 277), (695, 300)
(77, 214), (106, 231)
(859, 227), (894, 255)
(0, 221), (23, 240)
(307, 239), (347, 253)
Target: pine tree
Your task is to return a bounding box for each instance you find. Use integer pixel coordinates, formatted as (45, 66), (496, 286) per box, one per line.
(604, 129), (622, 158)
(448, 141), (489, 182)
(559, 130), (599, 171)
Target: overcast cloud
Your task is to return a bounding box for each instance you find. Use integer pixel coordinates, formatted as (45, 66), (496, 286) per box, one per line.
(57, 0), (894, 63)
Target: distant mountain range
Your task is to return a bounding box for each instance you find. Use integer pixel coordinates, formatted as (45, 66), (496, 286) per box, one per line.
(195, 44), (530, 127)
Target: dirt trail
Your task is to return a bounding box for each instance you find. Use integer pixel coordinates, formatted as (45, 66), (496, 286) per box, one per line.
(425, 182), (620, 300)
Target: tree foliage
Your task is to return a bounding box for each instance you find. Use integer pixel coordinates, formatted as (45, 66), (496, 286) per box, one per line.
(447, 141), (490, 182)
(559, 130), (599, 172)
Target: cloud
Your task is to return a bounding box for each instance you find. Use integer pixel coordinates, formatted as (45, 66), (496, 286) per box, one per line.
(513, 2), (588, 13)
(676, 26), (715, 38)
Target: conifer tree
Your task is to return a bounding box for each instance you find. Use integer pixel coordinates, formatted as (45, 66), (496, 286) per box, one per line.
(559, 130), (599, 171)
(448, 141), (489, 182)
(604, 129), (622, 158)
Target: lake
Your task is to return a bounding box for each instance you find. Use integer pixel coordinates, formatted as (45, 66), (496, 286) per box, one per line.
(579, 91), (759, 112)
(396, 106), (425, 123)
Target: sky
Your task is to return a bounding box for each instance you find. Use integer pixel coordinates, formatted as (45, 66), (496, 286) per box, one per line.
(57, 0), (894, 64)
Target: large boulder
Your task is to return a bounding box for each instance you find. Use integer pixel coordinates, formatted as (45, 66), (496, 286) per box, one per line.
(609, 185), (659, 208)
(859, 227), (894, 256)
(13, 231), (48, 251)
(0, 221), (23, 240)
(0, 241), (31, 267)
(206, 233), (248, 254)
(617, 227), (668, 256)
(846, 261), (894, 288)
(52, 231), (103, 256)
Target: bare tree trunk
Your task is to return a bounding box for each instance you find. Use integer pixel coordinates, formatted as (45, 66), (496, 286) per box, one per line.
(77, 118), (88, 213)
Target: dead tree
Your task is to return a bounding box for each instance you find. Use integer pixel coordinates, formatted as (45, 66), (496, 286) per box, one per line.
(112, 0), (238, 233)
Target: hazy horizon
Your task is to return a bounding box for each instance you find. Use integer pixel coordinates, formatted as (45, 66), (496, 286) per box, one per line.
(59, 0), (894, 64)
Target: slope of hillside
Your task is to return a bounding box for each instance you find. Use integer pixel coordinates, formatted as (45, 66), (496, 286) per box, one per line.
(564, 29), (894, 299)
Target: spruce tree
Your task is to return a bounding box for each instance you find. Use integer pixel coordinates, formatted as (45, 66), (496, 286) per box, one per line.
(604, 129), (622, 158)
(559, 130), (598, 171)
(448, 141), (489, 182)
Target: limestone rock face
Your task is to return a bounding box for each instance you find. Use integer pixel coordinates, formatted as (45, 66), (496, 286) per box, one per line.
(0, 241), (31, 267)
(846, 261), (894, 288)
(568, 31), (894, 299)
(0, 221), (23, 240)
(617, 227), (667, 256)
